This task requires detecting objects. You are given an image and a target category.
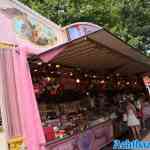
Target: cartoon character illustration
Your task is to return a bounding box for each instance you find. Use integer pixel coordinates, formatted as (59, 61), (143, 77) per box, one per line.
(0, 8), (57, 46)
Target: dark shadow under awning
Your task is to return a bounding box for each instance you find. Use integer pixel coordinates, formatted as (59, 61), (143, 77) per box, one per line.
(38, 29), (150, 76)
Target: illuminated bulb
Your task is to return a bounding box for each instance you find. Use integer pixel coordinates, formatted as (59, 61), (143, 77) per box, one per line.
(37, 62), (42, 65)
(57, 71), (61, 74)
(84, 74), (88, 77)
(76, 78), (80, 83)
(93, 75), (96, 78)
(100, 80), (105, 84)
(86, 92), (89, 96)
(134, 82), (137, 85)
(70, 72), (73, 76)
(117, 81), (121, 85)
(48, 63), (51, 67)
(34, 69), (38, 72)
(116, 73), (120, 77)
(56, 64), (60, 68)
(51, 71), (54, 74)
(47, 77), (51, 81)
(106, 76), (110, 79)
(126, 82), (130, 85)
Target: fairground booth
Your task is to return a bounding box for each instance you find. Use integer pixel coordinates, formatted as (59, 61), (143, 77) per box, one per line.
(0, 0), (150, 150)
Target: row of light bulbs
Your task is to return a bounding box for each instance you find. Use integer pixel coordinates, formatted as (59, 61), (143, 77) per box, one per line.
(34, 62), (138, 85)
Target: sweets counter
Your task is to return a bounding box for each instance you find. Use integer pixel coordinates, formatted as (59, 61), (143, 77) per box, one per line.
(45, 119), (113, 150)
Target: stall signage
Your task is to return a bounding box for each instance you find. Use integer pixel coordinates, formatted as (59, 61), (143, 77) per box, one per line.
(67, 23), (101, 41)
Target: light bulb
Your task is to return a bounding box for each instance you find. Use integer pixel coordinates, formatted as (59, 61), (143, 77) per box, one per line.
(76, 78), (80, 83)
(100, 80), (105, 84)
(37, 62), (42, 65)
(56, 64), (60, 68)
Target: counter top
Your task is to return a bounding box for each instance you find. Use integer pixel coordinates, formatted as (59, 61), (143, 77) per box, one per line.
(46, 119), (112, 146)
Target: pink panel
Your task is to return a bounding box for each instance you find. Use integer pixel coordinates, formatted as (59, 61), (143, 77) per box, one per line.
(0, 14), (17, 43)
(0, 48), (46, 150)
(39, 47), (64, 62)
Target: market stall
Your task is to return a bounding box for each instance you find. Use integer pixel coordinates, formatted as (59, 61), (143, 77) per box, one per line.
(28, 23), (150, 150)
(0, 1), (150, 150)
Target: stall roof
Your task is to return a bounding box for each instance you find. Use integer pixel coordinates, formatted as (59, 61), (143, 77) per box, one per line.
(39, 29), (150, 76)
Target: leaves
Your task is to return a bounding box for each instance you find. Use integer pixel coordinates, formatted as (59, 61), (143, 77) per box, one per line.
(20, 0), (150, 55)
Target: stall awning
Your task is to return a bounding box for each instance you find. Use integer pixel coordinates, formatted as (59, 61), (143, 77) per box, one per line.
(39, 29), (150, 76)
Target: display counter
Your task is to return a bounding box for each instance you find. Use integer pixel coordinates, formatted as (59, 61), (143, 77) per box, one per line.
(45, 119), (113, 150)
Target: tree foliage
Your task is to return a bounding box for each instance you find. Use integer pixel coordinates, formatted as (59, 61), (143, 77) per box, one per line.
(20, 0), (150, 55)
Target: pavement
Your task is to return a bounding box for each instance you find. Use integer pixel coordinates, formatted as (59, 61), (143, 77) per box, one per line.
(0, 132), (8, 150)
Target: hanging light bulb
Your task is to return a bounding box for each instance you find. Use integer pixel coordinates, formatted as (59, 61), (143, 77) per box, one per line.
(117, 81), (121, 85)
(93, 75), (96, 78)
(51, 71), (54, 74)
(70, 72), (73, 76)
(116, 73), (120, 77)
(76, 78), (80, 83)
(84, 74), (88, 78)
(56, 64), (60, 68)
(100, 80), (105, 84)
(106, 76), (110, 79)
(57, 71), (61, 75)
(37, 62), (42, 65)
(48, 63), (51, 67)
(34, 69), (38, 72)
(47, 77), (51, 81)
(126, 81), (130, 85)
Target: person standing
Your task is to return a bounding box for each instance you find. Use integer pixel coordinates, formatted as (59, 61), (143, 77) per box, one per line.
(136, 96), (145, 130)
(127, 100), (141, 139)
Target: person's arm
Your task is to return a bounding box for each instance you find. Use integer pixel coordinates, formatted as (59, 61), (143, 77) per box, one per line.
(131, 104), (137, 115)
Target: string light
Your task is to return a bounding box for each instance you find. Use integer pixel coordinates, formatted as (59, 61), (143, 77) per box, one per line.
(76, 78), (80, 83)
(84, 74), (88, 78)
(93, 75), (97, 78)
(56, 64), (60, 68)
(70, 72), (73, 76)
(116, 73), (120, 77)
(100, 80), (105, 84)
(47, 77), (51, 81)
(34, 69), (38, 72)
(106, 76), (110, 79)
(48, 63), (51, 67)
(37, 62), (42, 65)
(117, 81), (121, 85)
(57, 71), (61, 75)
(126, 82), (130, 85)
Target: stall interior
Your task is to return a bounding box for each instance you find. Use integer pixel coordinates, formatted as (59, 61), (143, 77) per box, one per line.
(28, 58), (148, 142)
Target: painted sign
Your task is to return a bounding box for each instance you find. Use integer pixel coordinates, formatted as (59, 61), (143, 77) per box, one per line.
(0, 0), (64, 54)
(0, 8), (57, 47)
(66, 23), (102, 41)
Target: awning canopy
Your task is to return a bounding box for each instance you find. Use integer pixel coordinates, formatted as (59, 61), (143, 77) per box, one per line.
(38, 29), (150, 76)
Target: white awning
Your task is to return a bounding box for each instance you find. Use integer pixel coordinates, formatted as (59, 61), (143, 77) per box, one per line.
(39, 29), (150, 76)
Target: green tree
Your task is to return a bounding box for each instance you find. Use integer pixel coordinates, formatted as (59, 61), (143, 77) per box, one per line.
(20, 0), (150, 55)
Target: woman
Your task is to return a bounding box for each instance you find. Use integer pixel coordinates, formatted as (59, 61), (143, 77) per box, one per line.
(127, 100), (141, 139)
(136, 96), (145, 130)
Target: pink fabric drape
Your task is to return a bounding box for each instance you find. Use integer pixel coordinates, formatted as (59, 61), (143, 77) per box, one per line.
(40, 47), (64, 62)
(0, 48), (46, 150)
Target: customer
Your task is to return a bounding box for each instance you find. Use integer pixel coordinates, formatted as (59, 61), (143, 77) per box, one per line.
(136, 95), (145, 130)
(127, 100), (141, 139)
